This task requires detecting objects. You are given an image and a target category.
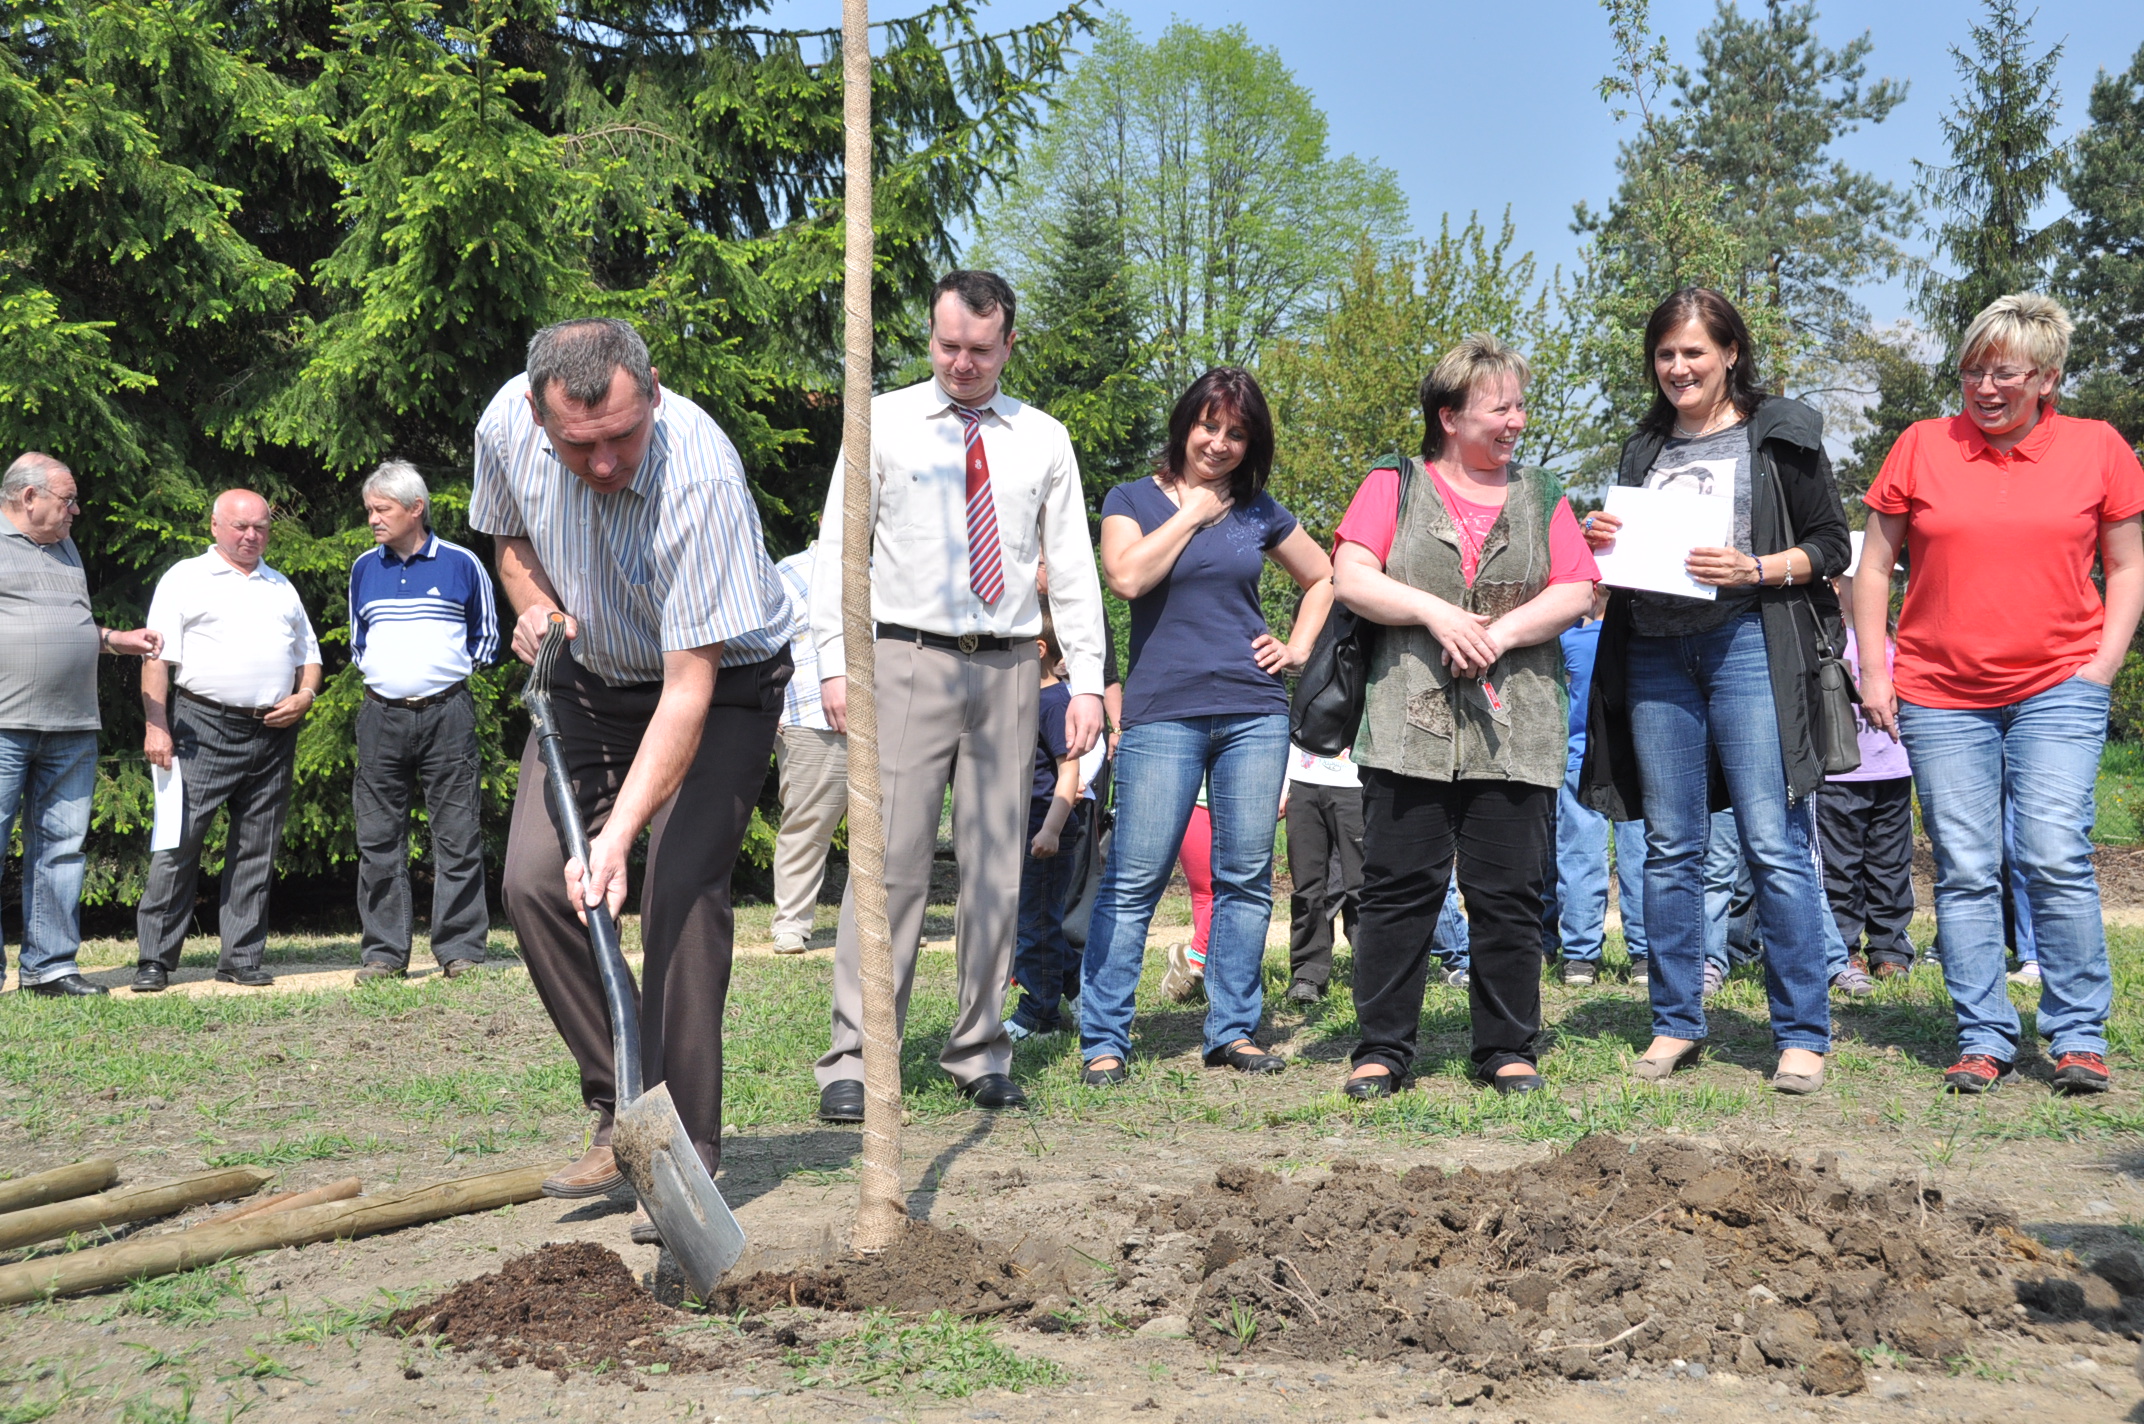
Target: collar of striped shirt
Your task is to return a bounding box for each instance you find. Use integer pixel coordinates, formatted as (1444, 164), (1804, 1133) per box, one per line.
(469, 373), (794, 686)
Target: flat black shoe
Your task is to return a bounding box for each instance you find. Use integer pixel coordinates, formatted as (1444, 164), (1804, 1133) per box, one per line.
(1342, 1069), (1400, 1100)
(1204, 1041), (1286, 1074)
(1488, 1070), (1547, 1095)
(818, 1080), (865, 1123)
(1082, 1059), (1129, 1087)
(131, 964), (169, 994)
(28, 974), (108, 997)
(215, 967), (274, 987)
(958, 1072), (1028, 1109)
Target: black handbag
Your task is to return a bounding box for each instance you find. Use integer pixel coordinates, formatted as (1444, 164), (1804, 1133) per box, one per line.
(1762, 451), (1861, 775)
(1288, 458), (1416, 757)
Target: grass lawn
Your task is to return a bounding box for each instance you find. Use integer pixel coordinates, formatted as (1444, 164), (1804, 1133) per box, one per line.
(2097, 739), (2144, 845)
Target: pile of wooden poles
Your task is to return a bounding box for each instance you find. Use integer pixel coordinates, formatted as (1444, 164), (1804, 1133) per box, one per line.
(0, 1156), (555, 1306)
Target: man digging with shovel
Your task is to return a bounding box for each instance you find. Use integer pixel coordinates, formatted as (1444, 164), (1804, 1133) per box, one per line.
(474, 318), (794, 1257)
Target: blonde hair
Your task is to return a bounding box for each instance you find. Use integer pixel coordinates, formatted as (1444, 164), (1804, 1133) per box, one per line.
(1420, 333), (1530, 461)
(1958, 293), (2073, 380)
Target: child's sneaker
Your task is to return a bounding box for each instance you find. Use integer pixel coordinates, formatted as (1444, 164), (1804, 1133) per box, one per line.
(1700, 961), (1726, 1001)
(1442, 965), (1471, 989)
(1830, 964), (1875, 998)
(1627, 958), (1649, 987)
(2006, 960), (2042, 985)
(1561, 961), (1598, 987)
(1161, 941), (1205, 1002)
(1941, 1053), (2015, 1094)
(1005, 1018), (1058, 1043)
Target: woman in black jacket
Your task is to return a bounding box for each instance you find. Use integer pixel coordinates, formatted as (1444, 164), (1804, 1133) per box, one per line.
(1578, 288), (1851, 1095)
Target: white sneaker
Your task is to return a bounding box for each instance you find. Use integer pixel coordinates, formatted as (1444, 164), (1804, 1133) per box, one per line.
(772, 932), (810, 955)
(1161, 942), (1205, 1002)
(2007, 961), (2041, 984)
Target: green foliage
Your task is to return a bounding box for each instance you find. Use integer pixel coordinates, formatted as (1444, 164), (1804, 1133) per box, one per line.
(975, 13), (1409, 395)
(1258, 214), (1589, 541)
(1913, 0), (2068, 352)
(2061, 40), (2144, 446)
(1, 0), (1091, 905)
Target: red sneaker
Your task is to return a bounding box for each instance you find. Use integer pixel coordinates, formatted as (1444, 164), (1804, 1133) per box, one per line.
(2051, 1051), (2111, 1095)
(1942, 1054), (2015, 1094)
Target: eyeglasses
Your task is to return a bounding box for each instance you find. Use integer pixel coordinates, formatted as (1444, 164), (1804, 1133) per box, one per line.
(1958, 366), (2038, 389)
(29, 489), (81, 511)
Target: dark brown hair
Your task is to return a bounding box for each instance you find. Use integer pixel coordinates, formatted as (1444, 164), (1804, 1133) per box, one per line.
(930, 270), (1017, 341)
(1639, 288), (1768, 436)
(1160, 367), (1274, 506)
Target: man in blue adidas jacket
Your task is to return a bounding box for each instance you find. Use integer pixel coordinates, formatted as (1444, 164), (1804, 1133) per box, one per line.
(348, 460), (500, 983)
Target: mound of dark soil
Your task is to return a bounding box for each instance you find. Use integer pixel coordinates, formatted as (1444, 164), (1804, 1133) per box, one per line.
(715, 1222), (1057, 1318)
(390, 1241), (737, 1375)
(1113, 1136), (2143, 1396)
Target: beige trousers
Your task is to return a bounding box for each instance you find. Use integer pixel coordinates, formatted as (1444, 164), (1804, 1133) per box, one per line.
(815, 637), (1040, 1088)
(771, 725), (849, 940)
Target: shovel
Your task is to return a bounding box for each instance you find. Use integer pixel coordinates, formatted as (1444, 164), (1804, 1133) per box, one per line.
(523, 613), (747, 1298)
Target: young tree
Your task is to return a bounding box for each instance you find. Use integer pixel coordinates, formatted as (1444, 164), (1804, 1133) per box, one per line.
(1914, 0), (2067, 351)
(2062, 40), (2144, 444)
(976, 16), (1407, 393)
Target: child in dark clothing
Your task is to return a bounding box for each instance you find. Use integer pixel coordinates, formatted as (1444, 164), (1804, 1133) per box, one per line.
(1008, 607), (1087, 1040)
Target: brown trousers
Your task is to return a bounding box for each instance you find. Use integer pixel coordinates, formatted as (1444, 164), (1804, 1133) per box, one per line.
(501, 649), (788, 1172)
(814, 637), (1039, 1088)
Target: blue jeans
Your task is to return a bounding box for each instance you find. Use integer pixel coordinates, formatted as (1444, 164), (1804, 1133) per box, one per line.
(1545, 756), (1649, 964)
(1899, 675), (2113, 1059)
(1011, 803), (1087, 1032)
(1627, 613), (1833, 1053)
(1081, 714), (1290, 1064)
(0, 729), (98, 986)
(1704, 806), (1849, 977)
(1434, 889), (1470, 968)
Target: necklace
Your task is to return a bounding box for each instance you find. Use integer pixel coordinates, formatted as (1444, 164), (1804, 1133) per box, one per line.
(1673, 404), (1740, 440)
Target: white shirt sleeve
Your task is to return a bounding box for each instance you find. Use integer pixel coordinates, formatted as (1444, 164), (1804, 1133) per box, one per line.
(810, 438), (882, 676)
(1038, 429), (1106, 698)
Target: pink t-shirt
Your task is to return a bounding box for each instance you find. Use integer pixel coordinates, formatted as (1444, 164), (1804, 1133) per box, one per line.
(1335, 467), (1600, 586)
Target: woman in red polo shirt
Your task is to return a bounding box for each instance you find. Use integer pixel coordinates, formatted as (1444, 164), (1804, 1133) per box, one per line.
(1857, 293), (2144, 1098)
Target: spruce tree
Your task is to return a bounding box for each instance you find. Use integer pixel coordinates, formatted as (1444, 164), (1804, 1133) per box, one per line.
(2062, 40), (2144, 444)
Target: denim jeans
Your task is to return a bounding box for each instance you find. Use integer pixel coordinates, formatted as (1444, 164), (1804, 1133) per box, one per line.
(1701, 809), (1760, 973)
(1434, 888), (1471, 969)
(1081, 714), (1290, 1064)
(1544, 755), (1649, 964)
(0, 729), (97, 986)
(1899, 675), (2113, 1060)
(1011, 802), (1088, 1033)
(1627, 612), (1833, 1053)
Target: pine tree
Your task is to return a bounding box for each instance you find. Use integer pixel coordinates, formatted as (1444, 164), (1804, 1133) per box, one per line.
(2062, 40), (2144, 444)
(1914, 0), (2068, 351)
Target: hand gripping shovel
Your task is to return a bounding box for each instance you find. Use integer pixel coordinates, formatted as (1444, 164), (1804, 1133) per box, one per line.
(524, 613), (747, 1297)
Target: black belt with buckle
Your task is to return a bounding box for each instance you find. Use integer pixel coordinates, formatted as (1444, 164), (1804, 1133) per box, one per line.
(173, 687), (276, 721)
(874, 623), (1015, 655)
(365, 680), (468, 711)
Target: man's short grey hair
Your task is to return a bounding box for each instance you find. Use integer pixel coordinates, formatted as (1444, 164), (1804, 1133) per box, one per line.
(2, 452), (67, 505)
(361, 459), (429, 512)
(526, 318), (656, 422)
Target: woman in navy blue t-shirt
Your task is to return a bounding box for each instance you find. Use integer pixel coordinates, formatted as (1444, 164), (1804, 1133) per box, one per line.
(1079, 368), (1335, 1085)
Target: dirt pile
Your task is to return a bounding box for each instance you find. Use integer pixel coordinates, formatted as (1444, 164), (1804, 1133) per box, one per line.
(716, 1222), (1078, 1318)
(389, 1241), (747, 1375)
(1101, 1135), (2142, 1395)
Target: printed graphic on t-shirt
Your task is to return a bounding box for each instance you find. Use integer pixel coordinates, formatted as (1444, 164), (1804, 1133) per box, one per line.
(1646, 455), (1737, 501)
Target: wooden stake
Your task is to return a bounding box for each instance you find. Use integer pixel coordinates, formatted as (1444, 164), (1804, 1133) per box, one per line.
(0, 1168), (272, 1252)
(0, 1163), (551, 1307)
(0, 1159), (118, 1215)
(194, 1177), (362, 1229)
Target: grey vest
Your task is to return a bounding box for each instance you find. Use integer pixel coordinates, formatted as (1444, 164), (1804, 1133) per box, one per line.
(1354, 462), (1570, 787)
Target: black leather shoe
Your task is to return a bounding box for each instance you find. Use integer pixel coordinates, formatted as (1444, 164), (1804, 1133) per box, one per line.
(1488, 1070), (1547, 1095)
(1342, 1069), (1400, 1100)
(131, 964), (169, 994)
(957, 1073), (1028, 1109)
(818, 1080), (865, 1123)
(215, 967), (274, 987)
(28, 974), (108, 997)
(1081, 1059), (1129, 1087)
(1204, 1041), (1286, 1074)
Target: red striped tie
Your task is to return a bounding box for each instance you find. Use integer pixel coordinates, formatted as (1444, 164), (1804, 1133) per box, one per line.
(951, 404), (1005, 604)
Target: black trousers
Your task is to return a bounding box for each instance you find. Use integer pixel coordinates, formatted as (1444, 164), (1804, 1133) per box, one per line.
(137, 703), (297, 972)
(1286, 781), (1362, 988)
(1351, 769), (1554, 1078)
(1815, 776), (1915, 967)
(354, 688), (489, 968)
(500, 649), (788, 1174)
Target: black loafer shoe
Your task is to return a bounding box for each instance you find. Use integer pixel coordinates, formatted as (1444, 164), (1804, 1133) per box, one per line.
(215, 967), (274, 988)
(818, 1080), (865, 1123)
(1205, 1042), (1286, 1074)
(131, 964), (169, 994)
(958, 1073), (1028, 1109)
(29, 973), (108, 997)
(1081, 1059), (1129, 1087)
(1488, 1070), (1547, 1095)
(1342, 1069), (1400, 1100)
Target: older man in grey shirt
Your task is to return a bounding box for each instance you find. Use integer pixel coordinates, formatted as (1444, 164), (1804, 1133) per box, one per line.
(0, 453), (161, 995)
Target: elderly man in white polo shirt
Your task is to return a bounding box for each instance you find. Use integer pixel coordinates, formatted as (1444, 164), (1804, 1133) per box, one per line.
(134, 489), (322, 992)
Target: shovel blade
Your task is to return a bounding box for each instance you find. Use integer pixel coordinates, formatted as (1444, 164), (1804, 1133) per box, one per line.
(611, 1082), (747, 1300)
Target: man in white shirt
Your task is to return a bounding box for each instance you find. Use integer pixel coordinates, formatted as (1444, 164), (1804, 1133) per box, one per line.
(770, 541), (844, 954)
(1282, 742), (1364, 1003)
(810, 270), (1106, 1120)
(135, 489), (323, 991)
(348, 460), (500, 984)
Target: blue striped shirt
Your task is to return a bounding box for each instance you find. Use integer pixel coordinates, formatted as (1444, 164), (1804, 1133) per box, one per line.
(348, 534), (500, 699)
(470, 375), (794, 683)
(775, 546), (827, 730)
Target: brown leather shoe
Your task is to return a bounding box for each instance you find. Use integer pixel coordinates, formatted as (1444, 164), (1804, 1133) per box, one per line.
(541, 1144), (624, 1199)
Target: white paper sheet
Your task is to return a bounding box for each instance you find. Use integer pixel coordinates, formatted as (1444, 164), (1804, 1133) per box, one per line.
(151, 761), (183, 852)
(1591, 485), (1732, 600)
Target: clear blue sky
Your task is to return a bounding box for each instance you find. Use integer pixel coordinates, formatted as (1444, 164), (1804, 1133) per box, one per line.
(761, 0), (2144, 327)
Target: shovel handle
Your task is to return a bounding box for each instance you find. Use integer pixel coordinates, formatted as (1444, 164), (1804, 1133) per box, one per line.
(525, 614), (643, 1103)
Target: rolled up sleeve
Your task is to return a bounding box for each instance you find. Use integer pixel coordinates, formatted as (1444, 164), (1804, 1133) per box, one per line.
(652, 475), (790, 654)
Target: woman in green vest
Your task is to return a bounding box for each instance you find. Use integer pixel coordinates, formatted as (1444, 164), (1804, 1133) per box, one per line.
(1330, 334), (1602, 1097)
